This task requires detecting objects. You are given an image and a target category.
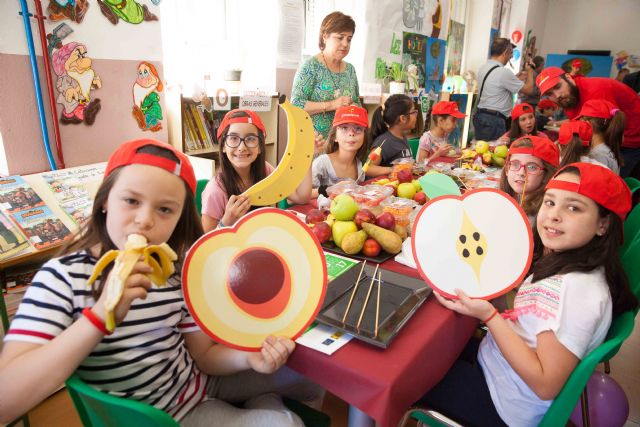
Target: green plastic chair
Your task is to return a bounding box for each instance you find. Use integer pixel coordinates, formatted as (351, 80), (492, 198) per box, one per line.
(408, 137), (420, 160)
(622, 203), (640, 256)
(405, 310), (636, 427)
(194, 178), (209, 216)
(66, 374), (330, 427)
(624, 176), (640, 197)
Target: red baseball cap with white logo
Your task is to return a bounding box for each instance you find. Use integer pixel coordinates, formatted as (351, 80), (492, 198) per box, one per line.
(105, 139), (196, 194)
(536, 67), (566, 95)
(558, 120), (593, 147)
(577, 99), (620, 120)
(546, 162), (631, 221)
(217, 109), (267, 139)
(508, 135), (560, 167)
(432, 101), (466, 118)
(333, 105), (369, 128)
(512, 103), (535, 120)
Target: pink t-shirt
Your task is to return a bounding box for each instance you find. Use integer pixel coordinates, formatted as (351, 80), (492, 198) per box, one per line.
(201, 162), (275, 220)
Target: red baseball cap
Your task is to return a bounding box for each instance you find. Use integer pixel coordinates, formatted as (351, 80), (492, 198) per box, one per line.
(217, 109), (267, 139)
(536, 67), (566, 95)
(512, 103), (535, 120)
(572, 59), (582, 69)
(558, 120), (593, 147)
(508, 135), (560, 167)
(537, 99), (558, 111)
(105, 139), (196, 194)
(333, 105), (369, 128)
(577, 99), (620, 119)
(432, 101), (466, 118)
(546, 162), (631, 221)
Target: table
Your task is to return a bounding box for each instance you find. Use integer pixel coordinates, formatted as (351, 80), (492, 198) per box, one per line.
(287, 204), (478, 427)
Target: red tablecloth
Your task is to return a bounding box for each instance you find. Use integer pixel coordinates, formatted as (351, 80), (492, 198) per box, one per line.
(287, 204), (478, 427)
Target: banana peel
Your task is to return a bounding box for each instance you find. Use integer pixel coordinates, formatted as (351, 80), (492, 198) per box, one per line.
(87, 234), (178, 332)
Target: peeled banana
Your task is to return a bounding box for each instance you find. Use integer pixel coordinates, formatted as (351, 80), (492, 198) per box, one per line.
(87, 234), (178, 332)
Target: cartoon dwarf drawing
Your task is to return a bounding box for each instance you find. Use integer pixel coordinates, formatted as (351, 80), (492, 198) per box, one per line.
(97, 0), (158, 25)
(52, 42), (102, 125)
(132, 62), (163, 132)
(47, 0), (89, 24)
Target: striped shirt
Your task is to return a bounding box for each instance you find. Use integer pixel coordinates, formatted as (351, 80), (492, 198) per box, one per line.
(5, 250), (208, 420)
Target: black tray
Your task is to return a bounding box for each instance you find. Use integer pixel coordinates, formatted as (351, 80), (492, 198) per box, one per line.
(317, 263), (431, 348)
(321, 241), (396, 264)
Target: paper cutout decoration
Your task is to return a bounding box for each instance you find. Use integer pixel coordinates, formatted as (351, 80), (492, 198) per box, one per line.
(97, 0), (158, 25)
(47, 0), (89, 24)
(132, 62), (163, 132)
(512, 48), (521, 61)
(402, 32), (428, 89)
(425, 37), (446, 95)
(52, 42), (102, 125)
(183, 208), (327, 351)
(418, 172), (461, 199)
(47, 23), (73, 58)
(412, 189), (533, 300)
(243, 96), (314, 206)
(511, 30), (522, 44)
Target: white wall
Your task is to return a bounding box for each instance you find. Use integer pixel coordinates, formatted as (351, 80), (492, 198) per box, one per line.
(463, 0), (495, 75)
(524, 0), (548, 60)
(539, 0), (640, 76)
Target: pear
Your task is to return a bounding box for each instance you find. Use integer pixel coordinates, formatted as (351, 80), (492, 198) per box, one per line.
(340, 230), (367, 255)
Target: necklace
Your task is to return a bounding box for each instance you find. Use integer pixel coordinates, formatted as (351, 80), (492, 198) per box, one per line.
(321, 51), (346, 98)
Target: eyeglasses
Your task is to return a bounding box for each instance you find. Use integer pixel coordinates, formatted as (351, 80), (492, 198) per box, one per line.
(405, 110), (419, 117)
(507, 160), (545, 175)
(224, 134), (260, 148)
(337, 124), (365, 134)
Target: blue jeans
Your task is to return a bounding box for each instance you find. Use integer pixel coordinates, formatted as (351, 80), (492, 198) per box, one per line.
(621, 147), (640, 178)
(473, 111), (506, 141)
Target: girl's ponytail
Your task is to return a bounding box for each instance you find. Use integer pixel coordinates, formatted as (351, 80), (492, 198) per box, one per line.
(559, 135), (586, 167)
(605, 110), (626, 166)
(370, 106), (388, 142)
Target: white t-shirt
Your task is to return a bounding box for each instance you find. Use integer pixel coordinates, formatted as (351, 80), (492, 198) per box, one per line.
(312, 154), (364, 187)
(477, 59), (525, 117)
(478, 268), (612, 427)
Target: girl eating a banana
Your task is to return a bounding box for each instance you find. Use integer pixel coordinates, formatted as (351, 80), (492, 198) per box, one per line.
(201, 109), (312, 232)
(0, 139), (319, 426)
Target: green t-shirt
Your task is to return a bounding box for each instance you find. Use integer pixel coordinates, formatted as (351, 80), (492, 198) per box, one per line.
(291, 56), (361, 138)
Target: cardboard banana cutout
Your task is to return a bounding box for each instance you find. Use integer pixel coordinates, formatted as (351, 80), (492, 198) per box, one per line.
(87, 234), (178, 332)
(242, 95), (314, 206)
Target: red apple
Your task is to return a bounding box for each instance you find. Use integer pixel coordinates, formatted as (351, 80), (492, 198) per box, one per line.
(354, 209), (376, 229)
(362, 238), (382, 257)
(384, 184), (397, 196)
(311, 221), (332, 243)
(396, 168), (413, 184)
(306, 209), (325, 224)
(375, 212), (396, 230)
(413, 191), (427, 205)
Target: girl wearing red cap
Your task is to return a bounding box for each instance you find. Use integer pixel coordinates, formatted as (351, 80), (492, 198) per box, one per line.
(422, 162), (637, 427)
(499, 136), (560, 221)
(499, 103), (548, 145)
(201, 110), (312, 232)
(577, 98), (625, 175)
(0, 140), (318, 425)
(312, 105), (370, 197)
(535, 99), (559, 132)
(557, 120), (594, 167)
(416, 101), (463, 163)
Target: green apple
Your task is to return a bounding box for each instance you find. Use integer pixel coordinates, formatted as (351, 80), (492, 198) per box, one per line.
(330, 194), (359, 221)
(332, 220), (358, 247)
(397, 182), (417, 199)
(411, 179), (422, 192)
(494, 145), (508, 158)
(475, 140), (489, 154)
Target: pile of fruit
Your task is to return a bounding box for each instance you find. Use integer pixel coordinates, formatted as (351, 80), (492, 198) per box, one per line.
(370, 167), (427, 205)
(306, 194), (407, 258)
(459, 141), (508, 169)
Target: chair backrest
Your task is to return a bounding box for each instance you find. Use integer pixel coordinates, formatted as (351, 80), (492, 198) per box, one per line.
(65, 374), (179, 427)
(622, 234), (640, 311)
(538, 310), (636, 427)
(624, 176), (640, 197)
(408, 137), (420, 160)
(622, 202), (640, 256)
(194, 178), (209, 216)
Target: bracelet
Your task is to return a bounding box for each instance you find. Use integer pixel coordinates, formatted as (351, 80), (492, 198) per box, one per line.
(82, 307), (112, 335)
(217, 219), (225, 229)
(482, 308), (499, 324)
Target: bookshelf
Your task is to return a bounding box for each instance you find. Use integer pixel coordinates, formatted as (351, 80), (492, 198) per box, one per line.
(180, 94), (280, 168)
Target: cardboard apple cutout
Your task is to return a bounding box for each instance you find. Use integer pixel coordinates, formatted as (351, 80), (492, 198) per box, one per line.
(182, 208), (327, 351)
(412, 189), (533, 300)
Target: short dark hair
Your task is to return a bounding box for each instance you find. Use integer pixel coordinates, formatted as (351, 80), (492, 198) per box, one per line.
(319, 11), (356, 50)
(533, 56), (545, 68)
(490, 38), (512, 57)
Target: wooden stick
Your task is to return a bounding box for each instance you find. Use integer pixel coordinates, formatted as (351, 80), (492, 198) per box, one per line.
(356, 264), (379, 330)
(374, 271), (382, 337)
(519, 172), (529, 207)
(342, 261), (367, 323)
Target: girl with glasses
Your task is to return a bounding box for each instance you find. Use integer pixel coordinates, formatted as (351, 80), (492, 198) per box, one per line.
(498, 136), (560, 223)
(312, 105), (370, 198)
(367, 94), (418, 176)
(201, 110), (311, 232)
